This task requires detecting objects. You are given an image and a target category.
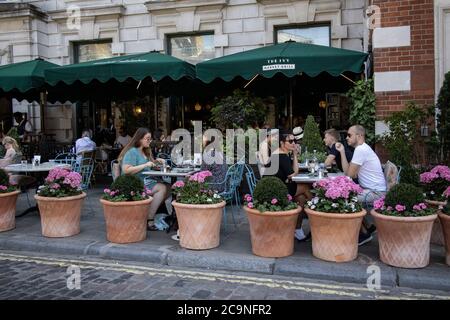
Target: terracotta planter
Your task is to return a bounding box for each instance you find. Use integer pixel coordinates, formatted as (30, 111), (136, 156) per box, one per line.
(305, 208), (366, 262)
(35, 193), (86, 238)
(0, 190), (20, 232)
(172, 201), (225, 250)
(244, 206), (301, 258)
(101, 198), (152, 244)
(438, 212), (450, 266)
(426, 200), (447, 246)
(371, 209), (437, 268)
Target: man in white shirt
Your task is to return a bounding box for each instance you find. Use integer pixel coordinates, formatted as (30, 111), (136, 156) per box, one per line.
(336, 125), (386, 245)
(115, 127), (132, 148)
(75, 130), (96, 161)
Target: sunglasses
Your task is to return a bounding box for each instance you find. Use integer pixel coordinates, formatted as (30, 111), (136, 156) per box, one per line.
(285, 139), (296, 144)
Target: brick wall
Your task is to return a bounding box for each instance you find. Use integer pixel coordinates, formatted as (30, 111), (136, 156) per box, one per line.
(373, 0), (435, 119)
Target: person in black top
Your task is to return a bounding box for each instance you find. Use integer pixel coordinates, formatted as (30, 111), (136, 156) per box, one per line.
(323, 128), (354, 172)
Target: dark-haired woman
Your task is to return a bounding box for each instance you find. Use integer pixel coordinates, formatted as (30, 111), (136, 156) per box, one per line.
(118, 128), (170, 230)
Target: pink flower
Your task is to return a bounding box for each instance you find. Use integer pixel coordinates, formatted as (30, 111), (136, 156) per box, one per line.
(395, 204), (406, 212)
(444, 186), (450, 198)
(287, 194), (293, 201)
(247, 202), (254, 208)
(145, 187), (153, 195)
(104, 188), (111, 194)
(172, 181), (185, 188)
(271, 198), (278, 205)
(244, 194), (252, 202)
(386, 206), (393, 211)
(0, 185), (7, 191)
(130, 191), (135, 196)
(51, 183), (60, 189)
(419, 203), (427, 210)
(413, 204), (422, 211)
(373, 197), (385, 210)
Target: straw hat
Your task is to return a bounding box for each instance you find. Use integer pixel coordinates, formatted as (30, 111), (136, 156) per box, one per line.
(293, 126), (304, 141)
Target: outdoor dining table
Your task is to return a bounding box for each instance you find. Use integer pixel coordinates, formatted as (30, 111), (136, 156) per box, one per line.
(292, 172), (345, 184)
(4, 162), (72, 217)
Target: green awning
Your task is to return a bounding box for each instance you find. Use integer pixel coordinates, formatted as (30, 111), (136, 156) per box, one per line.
(45, 51), (196, 86)
(0, 58), (59, 93)
(196, 41), (368, 83)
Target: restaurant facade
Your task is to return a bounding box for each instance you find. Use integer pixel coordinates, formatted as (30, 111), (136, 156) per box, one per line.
(0, 0), (448, 143)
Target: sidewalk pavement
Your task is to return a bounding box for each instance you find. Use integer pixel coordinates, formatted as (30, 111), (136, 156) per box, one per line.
(1, 187), (449, 293)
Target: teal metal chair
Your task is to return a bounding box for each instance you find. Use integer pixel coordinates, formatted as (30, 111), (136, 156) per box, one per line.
(244, 164), (258, 197)
(55, 152), (77, 170)
(209, 163), (243, 231)
(77, 158), (95, 191)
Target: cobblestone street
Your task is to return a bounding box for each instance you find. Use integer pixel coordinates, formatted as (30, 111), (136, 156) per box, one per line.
(1, 251), (450, 301)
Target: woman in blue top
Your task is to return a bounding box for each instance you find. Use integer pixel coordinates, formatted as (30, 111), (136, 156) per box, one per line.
(118, 127), (170, 230)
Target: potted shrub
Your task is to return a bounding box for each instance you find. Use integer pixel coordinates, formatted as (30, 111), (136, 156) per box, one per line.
(420, 165), (450, 245)
(370, 183), (437, 268)
(0, 168), (20, 232)
(438, 198), (450, 266)
(35, 168), (85, 237)
(304, 176), (366, 262)
(172, 171), (225, 250)
(100, 175), (153, 244)
(243, 177), (300, 258)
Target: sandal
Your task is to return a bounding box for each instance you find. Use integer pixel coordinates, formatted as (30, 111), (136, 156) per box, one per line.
(147, 219), (158, 231)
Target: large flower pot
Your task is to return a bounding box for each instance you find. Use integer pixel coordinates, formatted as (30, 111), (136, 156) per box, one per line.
(0, 190), (20, 232)
(426, 200), (447, 246)
(438, 212), (450, 266)
(100, 198), (152, 244)
(305, 208), (366, 262)
(35, 193), (86, 237)
(371, 209), (437, 268)
(172, 201), (225, 250)
(244, 206), (301, 258)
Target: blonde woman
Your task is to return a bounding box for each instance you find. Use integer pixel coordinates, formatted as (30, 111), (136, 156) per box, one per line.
(0, 136), (21, 168)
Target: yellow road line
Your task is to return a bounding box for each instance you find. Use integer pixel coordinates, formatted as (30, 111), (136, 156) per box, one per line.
(0, 252), (448, 300)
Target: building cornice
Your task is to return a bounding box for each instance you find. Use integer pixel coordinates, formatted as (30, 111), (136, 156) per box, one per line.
(48, 4), (125, 21)
(0, 3), (47, 20)
(145, 0), (228, 14)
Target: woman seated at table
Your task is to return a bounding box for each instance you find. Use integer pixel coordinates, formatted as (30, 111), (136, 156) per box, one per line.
(201, 135), (228, 192)
(0, 136), (21, 168)
(264, 131), (312, 241)
(118, 127), (170, 231)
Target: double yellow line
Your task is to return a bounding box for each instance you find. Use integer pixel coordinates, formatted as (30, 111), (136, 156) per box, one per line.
(0, 252), (448, 300)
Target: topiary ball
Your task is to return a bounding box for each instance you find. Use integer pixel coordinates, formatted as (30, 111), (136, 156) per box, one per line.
(384, 183), (425, 211)
(111, 175), (144, 200)
(0, 168), (9, 186)
(253, 176), (289, 207)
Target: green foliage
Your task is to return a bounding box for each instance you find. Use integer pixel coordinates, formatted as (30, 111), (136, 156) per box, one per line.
(211, 89), (267, 131)
(301, 115), (326, 153)
(103, 175), (149, 202)
(434, 71), (450, 164)
(250, 177), (297, 212)
(381, 102), (427, 185)
(442, 202), (450, 216)
(385, 183), (425, 212)
(0, 168), (8, 186)
(347, 79), (376, 145)
(172, 171), (222, 205)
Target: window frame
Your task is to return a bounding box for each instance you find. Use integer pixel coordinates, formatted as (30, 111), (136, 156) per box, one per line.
(72, 39), (113, 64)
(166, 31), (215, 63)
(274, 23), (331, 46)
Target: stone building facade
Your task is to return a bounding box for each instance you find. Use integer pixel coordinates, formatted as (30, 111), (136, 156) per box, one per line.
(3, 0), (449, 149)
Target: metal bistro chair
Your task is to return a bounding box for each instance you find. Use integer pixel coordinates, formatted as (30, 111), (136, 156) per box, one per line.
(111, 159), (120, 181)
(54, 152), (77, 171)
(244, 164), (258, 197)
(209, 163), (244, 231)
(76, 158), (95, 191)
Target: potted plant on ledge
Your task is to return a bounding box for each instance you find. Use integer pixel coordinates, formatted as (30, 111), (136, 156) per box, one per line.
(35, 168), (85, 237)
(243, 176), (301, 258)
(438, 199), (450, 266)
(420, 165), (450, 245)
(100, 175), (153, 244)
(0, 168), (19, 232)
(304, 176), (366, 263)
(370, 183), (437, 268)
(172, 171), (225, 250)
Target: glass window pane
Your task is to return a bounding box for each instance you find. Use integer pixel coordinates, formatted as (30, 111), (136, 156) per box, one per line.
(277, 26), (330, 46)
(77, 43), (112, 63)
(169, 34), (215, 64)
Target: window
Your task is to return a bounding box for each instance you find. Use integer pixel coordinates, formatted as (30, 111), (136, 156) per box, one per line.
(73, 40), (112, 63)
(167, 33), (215, 64)
(275, 25), (331, 46)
